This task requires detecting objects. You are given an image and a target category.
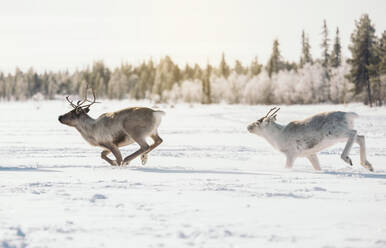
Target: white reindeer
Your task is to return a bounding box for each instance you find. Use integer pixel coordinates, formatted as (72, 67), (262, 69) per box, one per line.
(247, 107), (374, 171)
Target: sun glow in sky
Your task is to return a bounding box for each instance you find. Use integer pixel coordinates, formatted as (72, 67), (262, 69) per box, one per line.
(0, 0), (385, 72)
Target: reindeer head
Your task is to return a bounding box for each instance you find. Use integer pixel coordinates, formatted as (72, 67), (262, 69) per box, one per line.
(247, 107), (280, 135)
(58, 85), (99, 127)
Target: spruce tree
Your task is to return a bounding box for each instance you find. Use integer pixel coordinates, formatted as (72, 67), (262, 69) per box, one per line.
(321, 20), (330, 68)
(0, 72), (4, 98)
(367, 31), (386, 105)
(250, 56), (262, 77)
(379, 32), (386, 105)
(300, 30), (313, 67)
(347, 14), (378, 106)
(266, 39), (282, 77)
(218, 52), (230, 78)
(379, 32), (386, 74)
(234, 60), (245, 75)
(193, 64), (203, 80)
(202, 64), (212, 104)
(330, 28), (342, 68)
(183, 64), (194, 80)
(320, 20), (331, 101)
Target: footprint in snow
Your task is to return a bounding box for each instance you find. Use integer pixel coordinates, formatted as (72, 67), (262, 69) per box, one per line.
(90, 194), (107, 203)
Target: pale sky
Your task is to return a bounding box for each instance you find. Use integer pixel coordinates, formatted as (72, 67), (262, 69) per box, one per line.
(0, 0), (385, 73)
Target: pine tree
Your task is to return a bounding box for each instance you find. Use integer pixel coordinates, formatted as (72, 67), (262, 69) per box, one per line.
(321, 20), (330, 68)
(347, 14), (378, 107)
(320, 20), (331, 101)
(134, 62), (149, 99)
(193, 63), (203, 80)
(330, 28), (342, 68)
(367, 31), (386, 106)
(283, 61), (298, 71)
(249, 56), (262, 77)
(146, 58), (156, 94)
(83, 61), (111, 98)
(234, 60), (245, 75)
(300, 30), (313, 67)
(266, 39), (282, 77)
(218, 52), (230, 78)
(379, 32), (386, 105)
(0, 72), (4, 98)
(183, 64), (194, 80)
(152, 56), (180, 101)
(202, 63), (212, 104)
(379, 32), (386, 74)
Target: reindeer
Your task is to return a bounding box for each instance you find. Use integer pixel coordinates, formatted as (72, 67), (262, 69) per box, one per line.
(58, 86), (165, 166)
(247, 107), (374, 171)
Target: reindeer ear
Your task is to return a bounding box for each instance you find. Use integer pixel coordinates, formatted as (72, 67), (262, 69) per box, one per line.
(84, 107), (90, 113)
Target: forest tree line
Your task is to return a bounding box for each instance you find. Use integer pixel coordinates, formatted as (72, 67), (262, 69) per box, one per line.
(0, 14), (385, 106)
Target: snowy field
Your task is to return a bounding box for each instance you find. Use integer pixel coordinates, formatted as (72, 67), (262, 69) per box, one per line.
(0, 100), (386, 248)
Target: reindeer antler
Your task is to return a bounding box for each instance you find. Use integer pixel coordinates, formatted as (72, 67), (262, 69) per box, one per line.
(66, 96), (78, 108)
(65, 83), (100, 110)
(264, 107), (277, 118)
(269, 107), (280, 117)
(81, 87), (100, 109)
(259, 107), (280, 121)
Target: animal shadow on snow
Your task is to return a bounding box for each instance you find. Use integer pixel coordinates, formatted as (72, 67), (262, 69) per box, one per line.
(296, 168), (386, 179)
(132, 167), (274, 176)
(320, 170), (386, 179)
(0, 167), (60, 172)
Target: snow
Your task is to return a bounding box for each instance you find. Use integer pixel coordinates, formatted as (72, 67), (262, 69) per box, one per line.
(1, 100), (386, 248)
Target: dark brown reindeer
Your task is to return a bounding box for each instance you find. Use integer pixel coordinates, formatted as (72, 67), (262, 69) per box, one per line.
(58, 86), (165, 166)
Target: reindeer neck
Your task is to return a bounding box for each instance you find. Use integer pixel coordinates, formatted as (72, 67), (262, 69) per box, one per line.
(261, 122), (285, 150)
(74, 115), (98, 145)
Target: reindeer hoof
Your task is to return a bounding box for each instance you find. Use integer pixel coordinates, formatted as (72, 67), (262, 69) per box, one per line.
(342, 156), (353, 166)
(362, 161), (374, 172)
(141, 154), (148, 165)
(122, 160), (130, 166)
(111, 160), (119, 166)
(347, 157), (353, 166)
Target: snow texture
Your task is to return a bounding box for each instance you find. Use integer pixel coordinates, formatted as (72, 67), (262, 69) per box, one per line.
(0, 100), (385, 248)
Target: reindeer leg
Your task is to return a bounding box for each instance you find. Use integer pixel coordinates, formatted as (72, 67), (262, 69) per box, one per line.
(140, 134), (163, 165)
(285, 155), (295, 169)
(101, 150), (117, 166)
(307, 154), (321, 171)
(340, 130), (357, 166)
(122, 137), (149, 166)
(140, 153), (148, 165)
(356, 135), (374, 171)
(101, 144), (123, 166)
